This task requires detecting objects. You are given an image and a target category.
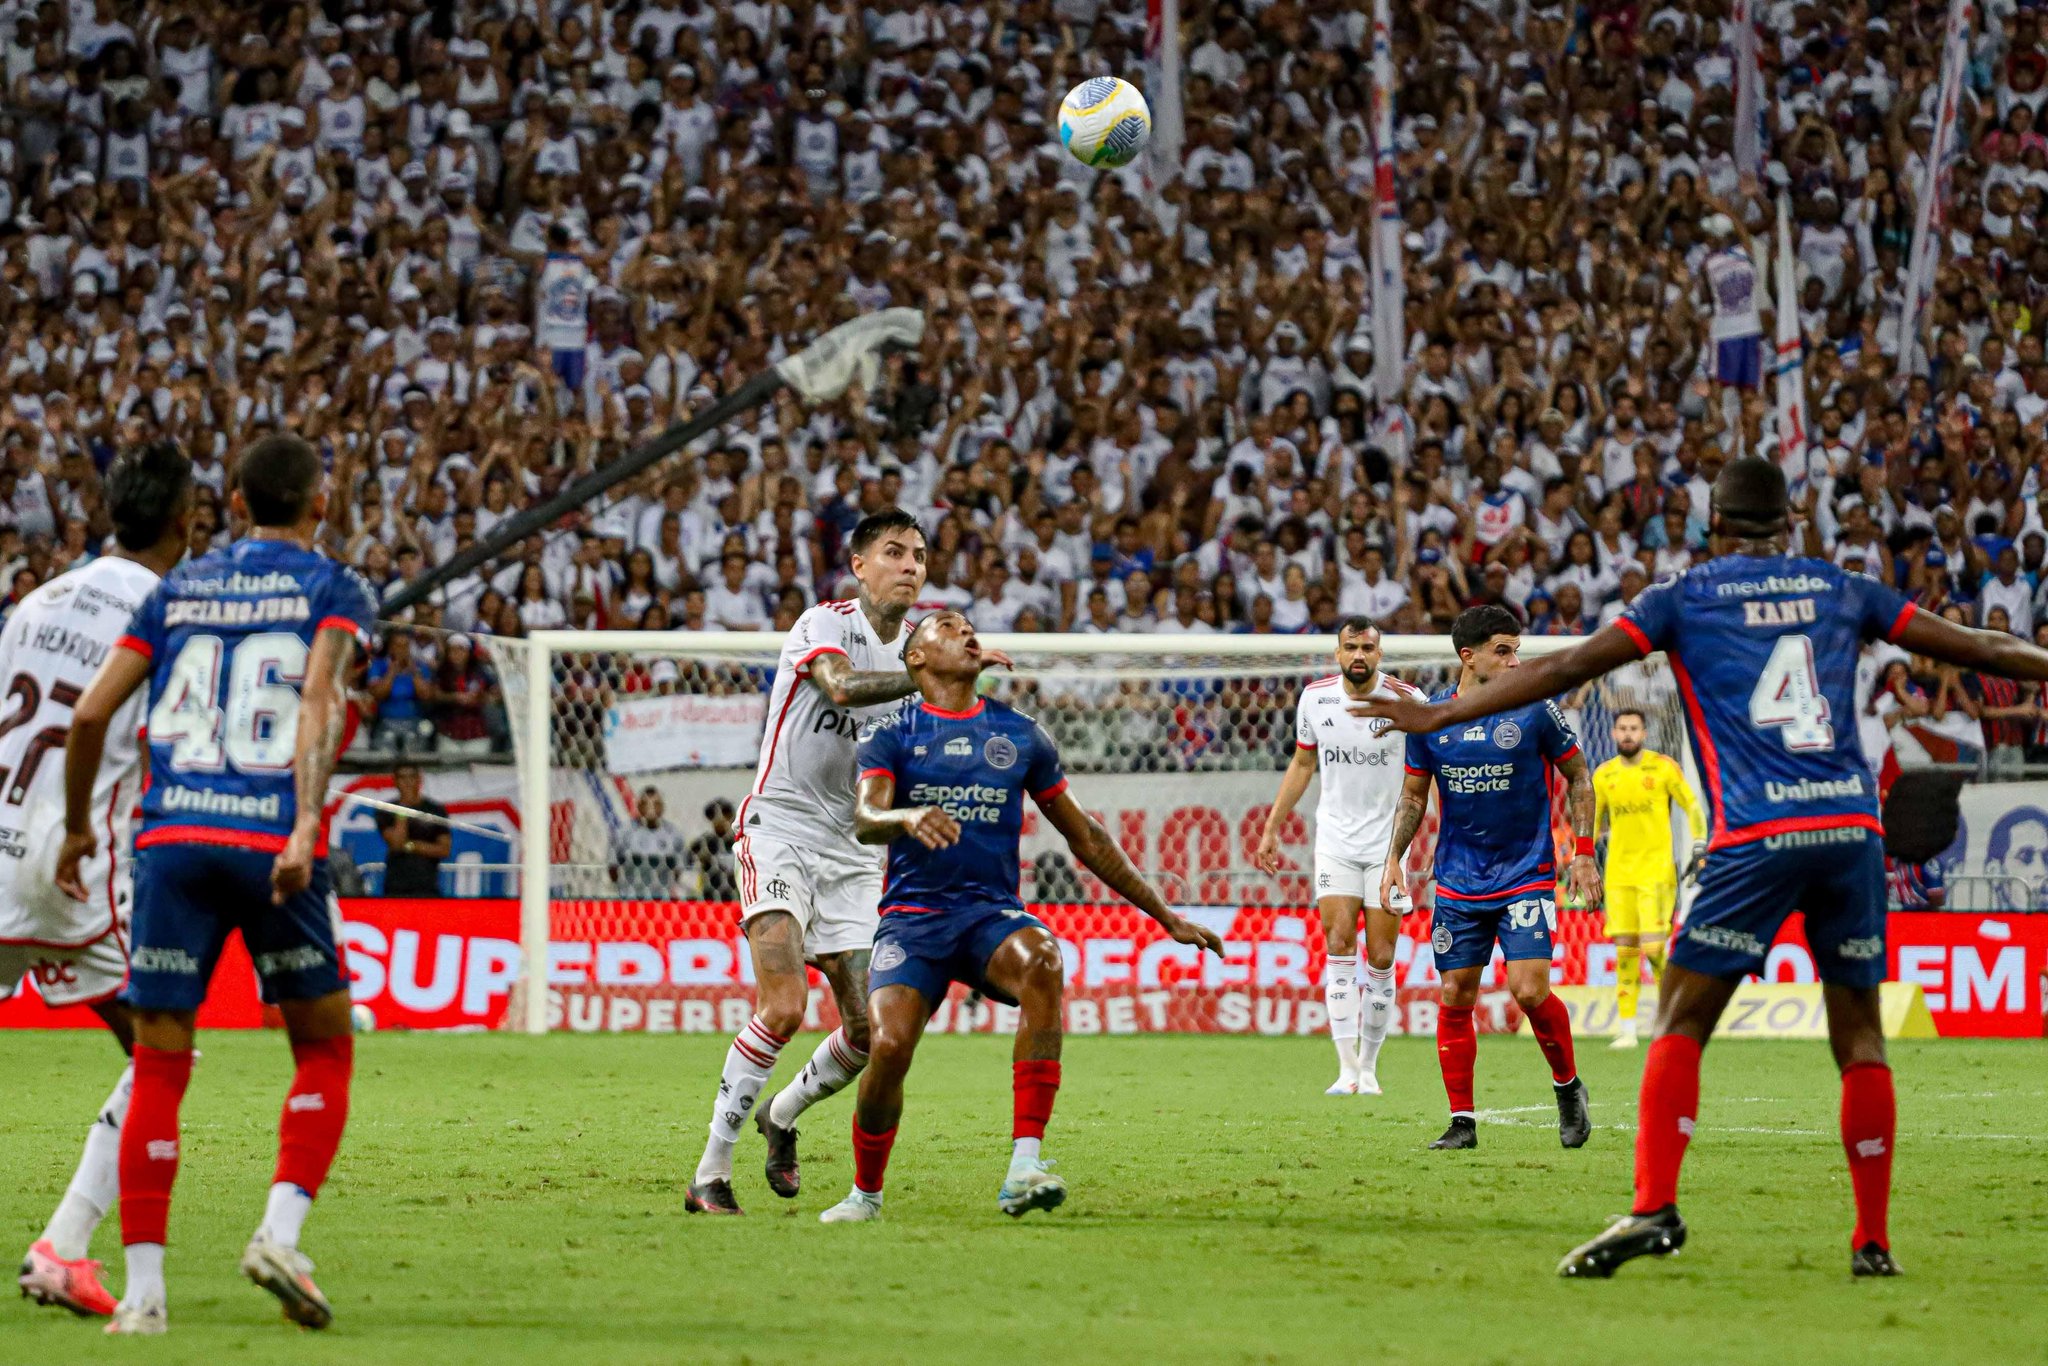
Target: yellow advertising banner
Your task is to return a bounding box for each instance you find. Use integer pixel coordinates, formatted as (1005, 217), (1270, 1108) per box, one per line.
(1548, 983), (1939, 1040)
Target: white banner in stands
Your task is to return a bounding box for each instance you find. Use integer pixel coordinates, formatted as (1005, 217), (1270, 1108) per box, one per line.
(602, 694), (767, 774)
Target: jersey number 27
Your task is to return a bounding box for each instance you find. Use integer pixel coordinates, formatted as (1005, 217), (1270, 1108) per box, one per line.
(1748, 634), (1833, 751)
(147, 633), (306, 772)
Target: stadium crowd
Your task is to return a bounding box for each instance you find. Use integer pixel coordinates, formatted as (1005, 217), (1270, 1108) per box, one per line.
(0, 0), (2045, 766)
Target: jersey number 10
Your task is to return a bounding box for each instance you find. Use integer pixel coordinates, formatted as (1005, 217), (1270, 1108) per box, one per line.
(1747, 634), (1834, 751)
(147, 632), (307, 773)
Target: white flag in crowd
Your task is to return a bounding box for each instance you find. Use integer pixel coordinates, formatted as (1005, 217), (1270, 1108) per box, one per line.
(1898, 0), (1973, 378)
(1773, 194), (1808, 482)
(1732, 0), (1762, 178)
(1367, 0), (1404, 405)
(1144, 0), (1185, 195)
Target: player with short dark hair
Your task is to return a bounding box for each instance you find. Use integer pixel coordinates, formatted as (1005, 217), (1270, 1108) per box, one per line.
(1361, 457), (2048, 1278)
(11, 443), (192, 1319)
(1378, 603), (1599, 1152)
(58, 432), (378, 1333)
(686, 508), (1013, 1215)
(1256, 616), (1423, 1095)
(816, 611), (1222, 1222)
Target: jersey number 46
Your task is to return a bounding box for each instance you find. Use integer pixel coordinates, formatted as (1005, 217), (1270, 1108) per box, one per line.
(147, 633), (307, 773)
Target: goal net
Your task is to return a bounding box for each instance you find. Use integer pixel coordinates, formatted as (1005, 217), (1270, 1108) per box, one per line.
(493, 631), (1694, 1035)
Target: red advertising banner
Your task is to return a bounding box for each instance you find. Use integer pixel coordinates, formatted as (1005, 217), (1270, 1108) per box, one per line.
(3, 902), (2042, 1038)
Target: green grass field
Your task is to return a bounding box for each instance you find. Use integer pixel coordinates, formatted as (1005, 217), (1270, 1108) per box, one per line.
(4, 1031), (2045, 1365)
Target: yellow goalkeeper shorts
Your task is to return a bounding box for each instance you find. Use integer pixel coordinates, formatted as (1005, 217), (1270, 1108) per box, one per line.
(1604, 882), (1675, 939)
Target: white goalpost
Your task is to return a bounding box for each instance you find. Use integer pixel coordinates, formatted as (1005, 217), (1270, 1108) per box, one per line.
(497, 629), (1689, 1035)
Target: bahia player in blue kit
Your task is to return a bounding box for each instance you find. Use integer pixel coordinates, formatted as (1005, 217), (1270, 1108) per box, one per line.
(1360, 459), (2048, 1280)
(1381, 605), (1599, 1154)
(55, 435), (377, 1335)
(818, 611), (1223, 1224)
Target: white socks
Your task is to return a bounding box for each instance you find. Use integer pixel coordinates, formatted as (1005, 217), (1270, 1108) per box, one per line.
(259, 1182), (313, 1250)
(696, 1016), (788, 1184)
(43, 1062), (132, 1260)
(768, 1027), (867, 1130)
(1325, 954), (1361, 1079)
(1358, 963), (1397, 1072)
(1009, 1137), (1042, 1178)
(123, 1243), (165, 1306)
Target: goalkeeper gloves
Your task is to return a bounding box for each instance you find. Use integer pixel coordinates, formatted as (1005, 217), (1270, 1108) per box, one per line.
(1683, 841), (1707, 886)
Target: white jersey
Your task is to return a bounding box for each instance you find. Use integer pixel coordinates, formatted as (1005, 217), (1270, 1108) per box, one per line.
(0, 556), (159, 944)
(534, 253), (590, 351)
(1704, 247), (1763, 341)
(736, 600), (909, 863)
(1294, 672), (1421, 864)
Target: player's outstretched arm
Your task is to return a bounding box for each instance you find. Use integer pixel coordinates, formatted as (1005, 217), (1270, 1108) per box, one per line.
(55, 645), (153, 902)
(1353, 627), (1644, 733)
(272, 626), (354, 906)
(1557, 750), (1603, 908)
(1897, 609), (2048, 681)
(852, 772), (961, 849)
(1041, 790), (1224, 955)
(1255, 745), (1317, 874)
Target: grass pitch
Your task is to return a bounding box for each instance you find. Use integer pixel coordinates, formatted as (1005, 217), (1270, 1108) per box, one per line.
(3, 1030), (2045, 1365)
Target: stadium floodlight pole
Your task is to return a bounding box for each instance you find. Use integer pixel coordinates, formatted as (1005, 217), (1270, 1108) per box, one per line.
(384, 307), (928, 617)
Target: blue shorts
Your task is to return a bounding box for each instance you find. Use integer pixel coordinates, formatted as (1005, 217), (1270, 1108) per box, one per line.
(1714, 335), (1762, 389)
(869, 904), (1049, 1009)
(124, 843), (346, 1011)
(551, 347), (587, 391)
(1429, 889), (1557, 972)
(1672, 829), (1887, 987)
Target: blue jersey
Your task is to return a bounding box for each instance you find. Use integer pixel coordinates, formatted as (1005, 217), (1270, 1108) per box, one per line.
(120, 539), (378, 856)
(856, 698), (1067, 915)
(1405, 690), (1579, 902)
(1616, 554), (1914, 851)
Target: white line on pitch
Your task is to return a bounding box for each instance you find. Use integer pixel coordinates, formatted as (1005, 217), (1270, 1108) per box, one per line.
(1472, 1113), (2041, 1143)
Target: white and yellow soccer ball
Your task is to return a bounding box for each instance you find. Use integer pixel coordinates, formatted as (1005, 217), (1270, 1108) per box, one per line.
(1058, 77), (1152, 168)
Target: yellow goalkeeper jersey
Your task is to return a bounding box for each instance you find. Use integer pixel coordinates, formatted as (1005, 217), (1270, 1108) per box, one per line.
(1593, 750), (1706, 886)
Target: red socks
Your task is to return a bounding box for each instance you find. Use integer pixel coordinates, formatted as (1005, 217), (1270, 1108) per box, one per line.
(120, 1044), (194, 1246)
(1013, 1060), (1061, 1140)
(1436, 1004), (1476, 1115)
(276, 1036), (354, 1196)
(1634, 1033), (1702, 1214)
(1840, 1061), (1895, 1250)
(1525, 992), (1578, 1084)
(851, 1119), (897, 1195)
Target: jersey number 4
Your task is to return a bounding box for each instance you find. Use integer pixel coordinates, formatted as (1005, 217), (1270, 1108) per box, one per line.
(1748, 634), (1833, 751)
(147, 633), (306, 773)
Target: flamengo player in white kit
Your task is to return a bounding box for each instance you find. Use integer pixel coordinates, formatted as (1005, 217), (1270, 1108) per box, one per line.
(10, 444), (193, 1318)
(1256, 619), (1421, 1096)
(686, 508), (1010, 1215)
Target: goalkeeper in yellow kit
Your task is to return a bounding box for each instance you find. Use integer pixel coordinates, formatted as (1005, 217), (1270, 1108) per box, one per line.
(1593, 710), (1706, 1049)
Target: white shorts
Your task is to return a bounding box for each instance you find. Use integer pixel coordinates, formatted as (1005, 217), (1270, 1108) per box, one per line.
(732, 834), (880, 958)
(0, 924), (128, 1008)
(1312, 850), (1412, 912)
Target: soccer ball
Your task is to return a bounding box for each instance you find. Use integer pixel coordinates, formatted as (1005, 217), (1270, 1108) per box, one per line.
(351, 1003), (377, 1033)
(1058, 77), (1152, 168)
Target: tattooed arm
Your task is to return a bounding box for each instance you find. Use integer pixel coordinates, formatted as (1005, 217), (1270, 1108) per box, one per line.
(1042, 791), (1224, 954)
(1379, 768), (1433, 911)
(809, 650), (920, 709)
(1557, 749), (1603, 908)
